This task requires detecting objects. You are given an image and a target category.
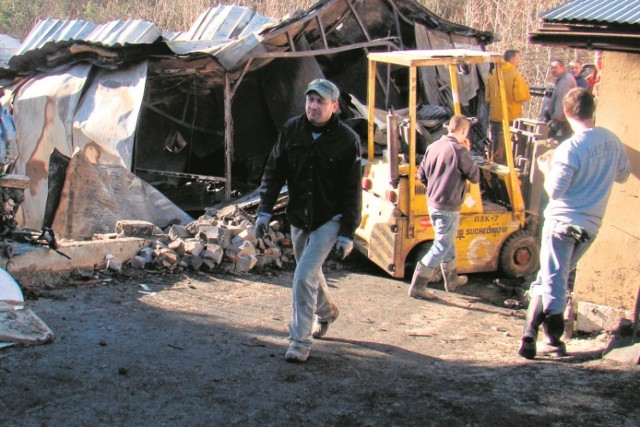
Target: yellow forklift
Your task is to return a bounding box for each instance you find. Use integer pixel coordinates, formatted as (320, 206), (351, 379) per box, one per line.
(354, 49), (548, 279)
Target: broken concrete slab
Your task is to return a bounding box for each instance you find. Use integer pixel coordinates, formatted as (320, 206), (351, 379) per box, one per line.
(0, 238), (146, 281)
(0, 308), (54, 346)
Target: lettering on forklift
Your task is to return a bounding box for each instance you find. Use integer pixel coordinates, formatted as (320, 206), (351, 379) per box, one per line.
(464, 226), (508, 235)
(473, 215), (500, 223)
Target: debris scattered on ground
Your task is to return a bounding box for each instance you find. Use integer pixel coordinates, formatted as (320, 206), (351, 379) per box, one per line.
(107, 205), (296, 275)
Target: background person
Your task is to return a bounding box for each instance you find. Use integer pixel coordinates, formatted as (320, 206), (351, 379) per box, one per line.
(256, 78), (362, 363)
(408, 115), (480, 300)
(543, 59), (576, 142)
(518, 88), (630, 360)
(569, 60), (590, 90)
(585, 50), (603, 102)
(485, 49), (531, 163)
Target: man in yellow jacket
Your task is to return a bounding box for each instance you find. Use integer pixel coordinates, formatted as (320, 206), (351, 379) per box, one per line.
(485, 50), (531, 163)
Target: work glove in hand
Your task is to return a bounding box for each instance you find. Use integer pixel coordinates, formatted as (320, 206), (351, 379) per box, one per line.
(255, 214), (271, 239)
(335, 236), (354, 260)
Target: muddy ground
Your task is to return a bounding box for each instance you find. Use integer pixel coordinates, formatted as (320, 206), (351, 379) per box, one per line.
(1, 254), (638, 426)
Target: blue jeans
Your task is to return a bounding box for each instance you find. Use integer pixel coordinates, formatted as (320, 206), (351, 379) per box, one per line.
(419, 208), (460, 269)
(528, 219), (595, 315)
(289, 218), (340, 348)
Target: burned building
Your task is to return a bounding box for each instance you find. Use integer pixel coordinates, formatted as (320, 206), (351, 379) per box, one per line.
(2, 0), (494, 239)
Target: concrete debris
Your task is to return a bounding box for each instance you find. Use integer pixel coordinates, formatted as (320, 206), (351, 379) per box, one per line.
(104, 253), (122, 273)
(0, 268), (54, 348)
(115, 220), (163, 238)
(106, 206), (296, 274)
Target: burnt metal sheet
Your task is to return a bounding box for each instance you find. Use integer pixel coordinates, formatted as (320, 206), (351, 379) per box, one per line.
(16, 19), (160, 56)
(541, 0), (640, 25)
(0, 34), (21, 68)
(12, 61), (147, 230)
(72, 61), (148, 170)
(15, 19), (97, 56)
(175, 5), (273, 41)
(10, 19), (162, 74)
(165, 5), (274, 71)
(13, 64), (92, 229)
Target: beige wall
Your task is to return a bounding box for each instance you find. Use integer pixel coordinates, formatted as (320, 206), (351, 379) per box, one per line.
(575, 52), (640, 311)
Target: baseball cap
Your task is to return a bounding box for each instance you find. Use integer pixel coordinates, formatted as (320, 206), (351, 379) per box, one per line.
(305, 79), (339, 101)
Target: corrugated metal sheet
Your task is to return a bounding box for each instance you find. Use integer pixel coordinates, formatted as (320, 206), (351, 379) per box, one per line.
(174, 5), (273, 41)
(541, 0), (640, 25)
(0, 34), (21, 68)
(165, 5), (274, 70)
(15, 18), (161, 56)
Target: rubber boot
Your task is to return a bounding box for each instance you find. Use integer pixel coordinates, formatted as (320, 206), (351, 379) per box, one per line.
(540, 313), (567, 357)
(408, 262), (437, 300)
(440, 260), (468, 292)
(518, 294), (546, 359)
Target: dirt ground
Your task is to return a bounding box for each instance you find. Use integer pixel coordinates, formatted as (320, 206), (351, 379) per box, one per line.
(1, 254), (638, 426)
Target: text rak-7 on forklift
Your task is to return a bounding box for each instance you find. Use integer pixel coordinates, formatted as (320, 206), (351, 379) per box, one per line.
(354, 49), (549, 280)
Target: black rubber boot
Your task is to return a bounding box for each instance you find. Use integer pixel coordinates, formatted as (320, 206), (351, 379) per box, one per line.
(540, 313), (567, 356)
(518, 294), (546, 359)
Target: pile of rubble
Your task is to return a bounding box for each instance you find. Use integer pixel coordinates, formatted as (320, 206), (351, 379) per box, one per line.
(100, 204), (295, 274)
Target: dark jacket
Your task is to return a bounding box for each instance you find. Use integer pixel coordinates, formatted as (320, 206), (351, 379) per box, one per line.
(258, 113), (362, 239)
(418, 134), (480, 211)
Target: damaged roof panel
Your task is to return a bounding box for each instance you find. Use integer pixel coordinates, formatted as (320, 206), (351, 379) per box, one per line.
(16, 19), (97, 56)
(16, 18), (161, 57)
(164, 5), (274, 70)
(175, 5), (274, 41)
(84, 20), (161, 45)
(541, 0), (640, 25)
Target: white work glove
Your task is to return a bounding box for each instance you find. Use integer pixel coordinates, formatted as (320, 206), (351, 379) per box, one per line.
(335, 236), (354, 260)
(255, 213), (271, 239)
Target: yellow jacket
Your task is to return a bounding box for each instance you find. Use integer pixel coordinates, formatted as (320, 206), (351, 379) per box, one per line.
(485, 62), (531, 122)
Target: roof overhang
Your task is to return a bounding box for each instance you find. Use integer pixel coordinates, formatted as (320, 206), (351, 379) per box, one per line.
(530, 22), (640, 53)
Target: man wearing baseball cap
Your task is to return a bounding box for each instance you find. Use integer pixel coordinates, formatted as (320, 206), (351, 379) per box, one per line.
(256, 78), (362, 363)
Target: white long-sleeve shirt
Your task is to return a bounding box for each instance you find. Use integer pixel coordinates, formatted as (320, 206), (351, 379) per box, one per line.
(544, 127), (631, 235)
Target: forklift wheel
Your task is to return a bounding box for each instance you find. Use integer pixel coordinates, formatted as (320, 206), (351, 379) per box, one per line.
(499, 230), (540, 278)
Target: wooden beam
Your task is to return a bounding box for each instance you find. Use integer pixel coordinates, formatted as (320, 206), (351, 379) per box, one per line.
(254, 39), (399, 59)
(224, 73), (234, 201)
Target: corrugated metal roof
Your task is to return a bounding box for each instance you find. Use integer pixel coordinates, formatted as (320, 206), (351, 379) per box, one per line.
(15, 18), (161, 56)
(541, 0), (640, 25)
(0, 34), (21, 68)
(164, 5), (274, 69)
(174, 5), (273, 41)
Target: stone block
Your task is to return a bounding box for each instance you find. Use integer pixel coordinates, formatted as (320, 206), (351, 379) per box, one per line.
(201, 258), (217, 271)
(202, 244), (223, 264)
(238, 228), (257, 244)
(576, 301), (634, 333)
(264, 247), (281, 258)
(184, 239), (204, 257)
(198, 224), (223, 242)
(235, 254), (257, 273)
(238, 241), (256, 258)
(130, 256), (147, 269)
(167, 224), (191, 241)
(138, 247), (154, 263)
(168, 238), (185, 256)
(268, 220), (281, 232)
(116, 220), (160, 238)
